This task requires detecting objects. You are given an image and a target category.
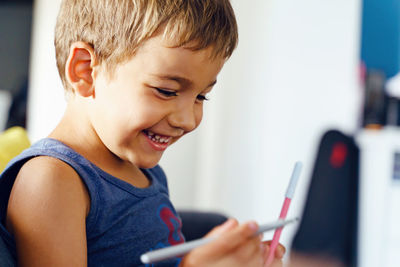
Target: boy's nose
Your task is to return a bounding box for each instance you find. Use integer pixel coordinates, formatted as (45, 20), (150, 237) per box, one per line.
(168, 104), (198, 133)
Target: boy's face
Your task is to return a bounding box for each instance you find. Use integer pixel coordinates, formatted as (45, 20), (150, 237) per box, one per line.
(88, 34), (225, 168)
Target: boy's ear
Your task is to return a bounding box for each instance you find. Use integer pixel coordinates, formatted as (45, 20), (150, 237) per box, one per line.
(65, 42), (98, 97)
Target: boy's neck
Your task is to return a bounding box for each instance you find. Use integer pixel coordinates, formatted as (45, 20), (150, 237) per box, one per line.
(48, 101), (151, 188)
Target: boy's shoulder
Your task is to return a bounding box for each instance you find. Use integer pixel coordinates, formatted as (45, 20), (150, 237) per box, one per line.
(1, 138), (91, 226)
(17, 155), (85, 188)
(20, 154), (76, 173)
(5, 155), (90, 265)
(9, 155), (90, 218)
(0, 138), (89, 203)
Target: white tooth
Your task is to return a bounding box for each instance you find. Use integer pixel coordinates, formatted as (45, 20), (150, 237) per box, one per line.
(148, 131), (154, 136)
(155, 135), (160, 140)
(160, 138), (165, 142)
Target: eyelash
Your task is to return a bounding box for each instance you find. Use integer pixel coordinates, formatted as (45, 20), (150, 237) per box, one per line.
(155, 88), (178, 97)
(155, 88), (209, 102)
(196, 95), (209, 101)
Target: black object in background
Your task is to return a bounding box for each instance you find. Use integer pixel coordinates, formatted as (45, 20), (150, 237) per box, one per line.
(6, 78), (28, 128)
(291, 130), (359, 267)
(178, 210), (227, 242)
(0, 1), (33, 129)
(362, 70), (388, 128)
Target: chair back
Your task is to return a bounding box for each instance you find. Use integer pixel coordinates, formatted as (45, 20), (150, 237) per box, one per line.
(0, 126), (30, 172)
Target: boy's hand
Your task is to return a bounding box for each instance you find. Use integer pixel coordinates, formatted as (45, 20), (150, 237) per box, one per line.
(180, 218), (286, 267)
(262, 240), (286, 267)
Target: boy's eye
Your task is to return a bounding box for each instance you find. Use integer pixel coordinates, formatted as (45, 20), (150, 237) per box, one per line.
(196, 95), (209, 102)
(155, 88), (178, 97)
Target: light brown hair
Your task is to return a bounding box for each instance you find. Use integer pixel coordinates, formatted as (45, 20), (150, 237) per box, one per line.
(54, 0), (238, 92)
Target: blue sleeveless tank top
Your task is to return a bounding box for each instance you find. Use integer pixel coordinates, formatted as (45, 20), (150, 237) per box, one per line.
(0, 138), (185, 266)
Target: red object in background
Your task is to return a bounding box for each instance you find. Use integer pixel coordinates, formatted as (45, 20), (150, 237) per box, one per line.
(330, 142), (348, 168)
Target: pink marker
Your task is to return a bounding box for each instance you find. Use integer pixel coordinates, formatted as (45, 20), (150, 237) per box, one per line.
(265, 161), (302, 266)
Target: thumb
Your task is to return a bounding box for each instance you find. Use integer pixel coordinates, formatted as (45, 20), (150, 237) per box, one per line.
(204, 218), (238, 238)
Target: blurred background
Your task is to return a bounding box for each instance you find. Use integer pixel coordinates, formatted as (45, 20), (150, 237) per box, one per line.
(0, 0), (32, 131)
(0, 0), (362, 257)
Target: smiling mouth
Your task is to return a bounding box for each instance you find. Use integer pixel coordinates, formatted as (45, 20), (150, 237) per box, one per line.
(143, 130), (172, 144)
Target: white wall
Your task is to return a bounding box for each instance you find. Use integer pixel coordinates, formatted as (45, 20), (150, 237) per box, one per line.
(28, 0), (362, 251)
(27, 0), (65, 142)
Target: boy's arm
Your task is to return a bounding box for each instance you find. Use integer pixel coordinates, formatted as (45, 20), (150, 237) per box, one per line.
(6, 156), (90, 267)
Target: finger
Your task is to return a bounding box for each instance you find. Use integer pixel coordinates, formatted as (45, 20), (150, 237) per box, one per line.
(204, 218), (238, 238)
(262, 241), (286, 259)
(262, 251), (283, 267)
(219, 239), (264, 267)
(275, 244), (286, 259)
(202, 221), (260, 257)
(232, 234), (264, 262)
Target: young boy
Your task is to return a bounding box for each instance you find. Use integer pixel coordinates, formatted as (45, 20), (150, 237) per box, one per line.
(0, 0), (285, 266)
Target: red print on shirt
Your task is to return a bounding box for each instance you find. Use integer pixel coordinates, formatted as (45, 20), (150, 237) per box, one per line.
(158, 205), (185, 245)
